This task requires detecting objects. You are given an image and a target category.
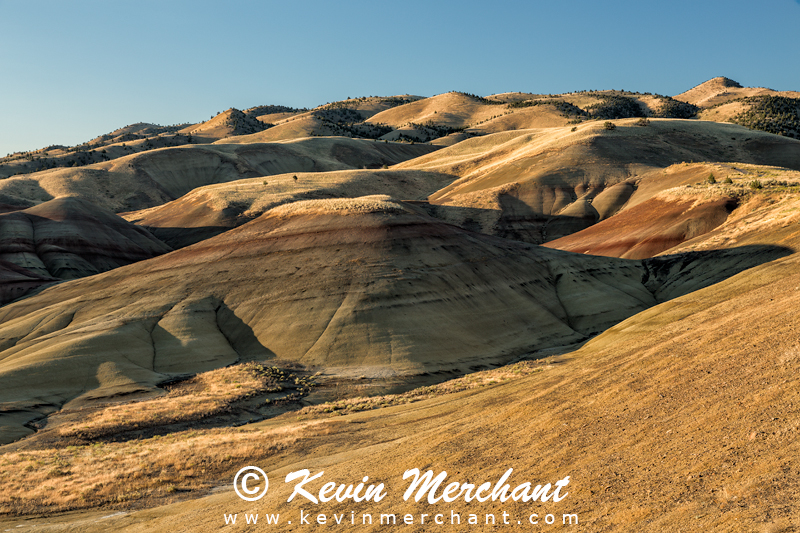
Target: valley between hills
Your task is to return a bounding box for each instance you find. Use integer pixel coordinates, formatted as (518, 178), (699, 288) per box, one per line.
(1, 77), (799, 532)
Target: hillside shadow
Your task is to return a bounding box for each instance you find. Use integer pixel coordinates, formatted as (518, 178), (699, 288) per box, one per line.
(407, 200), (601, 244)
(141, 225), (232, 249)
(642, 244), (794, 301)
(215, 301), (276, 361)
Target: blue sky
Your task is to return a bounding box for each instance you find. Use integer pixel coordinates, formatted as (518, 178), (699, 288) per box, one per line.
(1, 0), (799, 155)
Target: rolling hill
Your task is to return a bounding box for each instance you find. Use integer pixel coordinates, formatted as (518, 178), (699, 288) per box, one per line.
(121, 169), (456, 248)
(0, 138), (438, 212)
(0, 197), (170, 280)
(2, 243), (798, 532)
(0, 196), (785, 445)
(2, 77), (800, 532)
(398, 118), (800, 244)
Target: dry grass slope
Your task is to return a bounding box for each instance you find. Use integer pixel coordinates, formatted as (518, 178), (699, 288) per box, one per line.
(3, 250), (798, 531)
(0, 138), (438, 212)
(398, 119), (800, 244)
(1, 197), (780, 446)
(121, 169), (456, 247)
(545, 163), (800, 258)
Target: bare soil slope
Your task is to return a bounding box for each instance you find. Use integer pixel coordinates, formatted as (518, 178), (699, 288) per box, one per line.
(542, 163), (800, 258)
(122, 169), (456, 248)
(0, 197), (170, 280)
(0, 260), (56, 306)
(2, 249), (798, 532)
(1, 197), (782, 444)
(0, 138), (438, 212)
(399, 120), (800, 244)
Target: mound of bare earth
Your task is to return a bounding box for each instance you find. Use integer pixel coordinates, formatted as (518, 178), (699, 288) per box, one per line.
(0, 138), (438, 212)
(0, 197), (170, 280)
(399, 119), (800, 244)
(0, 196), (783, 444)
(121, 169), (456, 248)
(1, 248), (797, 532)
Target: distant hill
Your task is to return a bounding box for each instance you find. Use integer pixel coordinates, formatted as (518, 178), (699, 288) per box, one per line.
(0, 195), (780, 444)
(0, 137), (438, 212)
(675, 77), (800, 139)
(0, 196), (170, 280)
(122, 168), (455, 248)
(6, 78), (798, 182)
(398, 118), (800, 244)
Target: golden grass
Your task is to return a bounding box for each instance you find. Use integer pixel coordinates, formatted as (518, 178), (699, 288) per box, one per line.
(0, 361), (543, 515)
(0, 424), (303, 515)
(294, 361), (544, 419)
(268, 195), (407, 217)
(655, 163), (800, 200)
(58, 363), (314, 441)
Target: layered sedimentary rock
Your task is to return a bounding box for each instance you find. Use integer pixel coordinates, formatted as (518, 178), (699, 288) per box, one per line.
(0, 196), (170, 280)
(0, 196), (786, 443)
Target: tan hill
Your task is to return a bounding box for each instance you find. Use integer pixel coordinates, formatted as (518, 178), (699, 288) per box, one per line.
(674, 77), (800, 131)
(0, 196), (782, 444)
(467, 103), (572, 132)
(318, 95), (425, 120)
(0, 246), (797, 531)
(544, 163), (800, 258)
(226, 114), (325, 142)
(242, 104), (308, 124)
(0, 124), (196, 180)
(398, 119), (800, 244)
(217, 114), (321, 142)
(367, 91), (507, 130)
(0, 98), (424, 181)
(87, 122), (188, 145)
(248, 92), (651, 145)
(0, 197), (170, 280)
(222, 96), (423, 143)
(122, 169), (456, 248)
(6, 81), (798, 183)
(675, 76), (800, 108)
(674, 76), (746, 107)
(178, 108), (270, 142)
(0, 138), (438, 212)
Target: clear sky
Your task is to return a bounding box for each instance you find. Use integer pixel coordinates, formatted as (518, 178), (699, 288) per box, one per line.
(2, 0), (799, 155)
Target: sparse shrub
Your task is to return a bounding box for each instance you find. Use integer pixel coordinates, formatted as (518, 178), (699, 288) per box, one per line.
(244, 104), (308, 115)
(587, 95), (645, 120)
(723, 177), (733, 184)
(707, 173), (717, 184)
(730, 95), (800, 139)
(749, 180), (763, 189)
(571, 126), (577, 132)
(636, 117), (650, 127)
(507, 99), (587, 120)
(603, 121), (616, 131)
(653, 97), (699, 119)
